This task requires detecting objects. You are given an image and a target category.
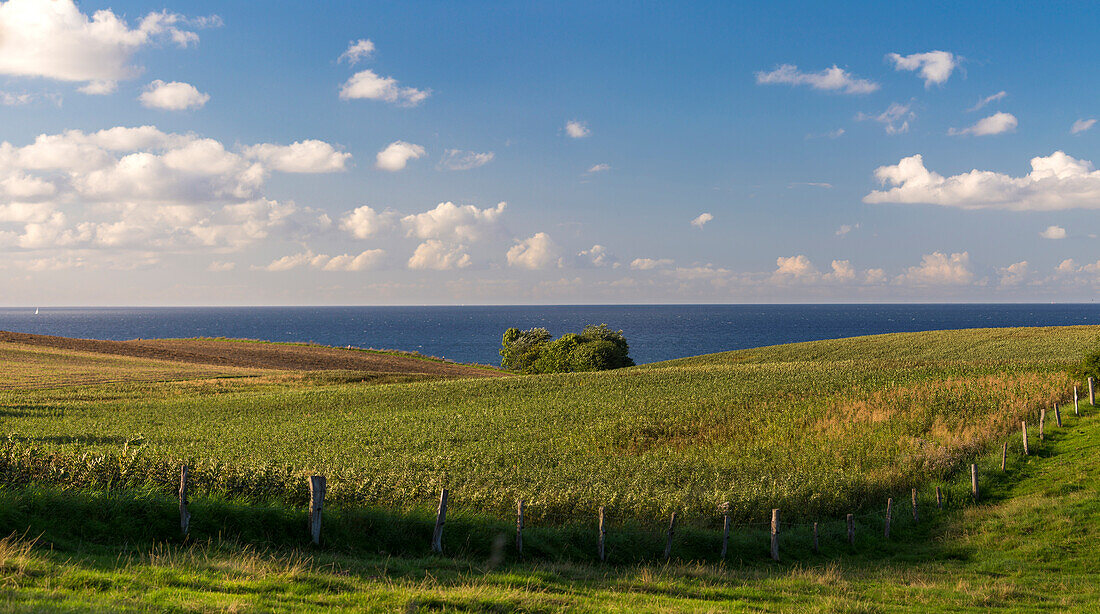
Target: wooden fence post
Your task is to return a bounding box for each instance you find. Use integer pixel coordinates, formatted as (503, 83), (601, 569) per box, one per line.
(846, 513), (854, 545)
(1040, 407), (1046, 440)
(1055, 403), (1062, 428)
(598, 507), (606, 562)
(911, 488), (918, 523)
(884, 498), (893, 539)
(431, 488), (448, 553)
(309, 475), (326, 546)
(1001, 441), (1008, 471)
(663, 512), (677, 561)
(1089, 376), (1094, 406)
(971, 464), (979, 501)
(936, 486), (942, 509)
(720, 513), (730, 561)
(1075, 386), (1080, 416)
(179, 465), (190, 538)
(812, 522), (819, 554)
(770, 509), (780, 562)
(1022, 421), (1029, 455)
(516, 499), (524, 556)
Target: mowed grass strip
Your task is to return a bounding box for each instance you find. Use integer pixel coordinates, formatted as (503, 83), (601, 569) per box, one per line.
(0, 326), (1095, 523)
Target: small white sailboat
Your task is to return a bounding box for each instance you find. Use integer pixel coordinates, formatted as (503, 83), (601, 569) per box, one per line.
(34, 307), (39, 315)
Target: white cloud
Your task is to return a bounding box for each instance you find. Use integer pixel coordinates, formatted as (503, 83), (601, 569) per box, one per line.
(264, 249), (384, 272)
(835, 223), (860, 236)
(339, 69), (429, 107)
(375, 141), (425, 171)
(691, 213), (713, 228)
(207, 260), (235, 272)
(864, 151), (1100, 211)
(630, 257), (674, 270)
(865, 268), (887, 284)
(408, 240), (471, 270)
(1072, 119), (1097, 135)
(825, 259), (856, 282)
(948, 112), (1017, 136)
(401, 201), (506, 242)
(574, 244), (616, 268)
(969, 91), (1006, 112)
(0, 0), (213, 93)
(507, 233), (559, 269)
(243, 140), (350, 173)
(0, 91), (32, 105)
(772, 254), (818, 281)
(340, 205), (395, 239)
(806, 128), (845, 139)
(586, 163), (610, 173)
(1039, 225), (1067, 239)
(896, 252), (972, 285)
(565, 120), (590, 138)
(755, 64), (879, 94)
(857, 102), (914, 135)
(138, 80), (209, 110)
(886, 51), (958, 87)
(439, 149), (494, 171)
(338, 39), (375, 64)
(998, 261), (1028, 286)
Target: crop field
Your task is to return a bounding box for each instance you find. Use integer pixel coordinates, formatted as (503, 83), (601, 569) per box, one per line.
(1, 326), (1094, 528)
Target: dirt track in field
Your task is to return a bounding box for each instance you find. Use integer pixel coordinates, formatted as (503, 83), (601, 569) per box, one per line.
(0, 331), (507, 378)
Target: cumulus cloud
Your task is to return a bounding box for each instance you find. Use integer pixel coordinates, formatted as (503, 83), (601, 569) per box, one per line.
(896, 252), (972, 285)
(138, 80), (209, 110)
(825, 259), (856, 282)
(691, 213), (713, 228)
(864, 151), (1100, 211)
(0, 126), (343, 259)
(264, 249), (384, 272)
(375, 141), (425, 171)
(771, 254), (818, 281)
(948, 112), (1017, 136)
(338, 39), (375, 64)
(969, 91), (1006, 112)
(242, 140), (350, 173)
(755, 64), (879, 94)
(408, 240), (471, 270)
(857, 102), (914, 135)
(886, 51), (958, 87)
(998, 261), (1028, 286)
(439, 149), (494, 171)
(0, 0), (215, 93)
(507, 233), (559, 269)
(1039, 225), (1067, 239)
(401, 201), (506, 242)
(574, 244), (616, 268)
(1072, 118), (1097, 135)
(630, 257), (674, 270)
(565, 120), (590, 138)
(339, 205), (395, 239)
(340, 69), (429, 106)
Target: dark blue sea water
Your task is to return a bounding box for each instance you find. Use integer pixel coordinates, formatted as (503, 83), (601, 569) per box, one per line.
(1, 304), (1099, 366)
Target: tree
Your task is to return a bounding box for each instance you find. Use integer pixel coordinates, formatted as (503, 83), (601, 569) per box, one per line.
(499, 324), (634, 374)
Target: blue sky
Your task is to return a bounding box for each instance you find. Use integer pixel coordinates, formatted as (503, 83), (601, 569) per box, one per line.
(1, 0), (1099, 305)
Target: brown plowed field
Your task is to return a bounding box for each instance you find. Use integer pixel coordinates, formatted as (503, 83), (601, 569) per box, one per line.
(0, 331), (507, 378)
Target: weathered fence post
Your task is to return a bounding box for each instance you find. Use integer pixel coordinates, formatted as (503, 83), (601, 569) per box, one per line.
(1022, 421), (1029, 455)
(812, 522), (819, 554)
(663, 512), (677, 561)
(1075, 386), (1080, 416)
(1090, 376), (1094, 406)
(846, 513), (854, 545)
(598, 506), (606, 562)
(1055, 403), (1062, 428)
(936, 486), (942, 509)
(179, 465), (190, 537)
(1001, 441), (1008, 471)
(971, 464), (979, 501)
(884, 498), (893, 539)
(431, 487), (448, 553)
(770, 509), (780, 562)
(720, 512), (730, 561)
(1040, 407), (1046, 440)
(516, 499), (524, 556)
(309, 475), (326, 546)
(911, 488), (918, 523)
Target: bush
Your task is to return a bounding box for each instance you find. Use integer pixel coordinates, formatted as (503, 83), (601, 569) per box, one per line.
(499, 324), (634, 373)
(1072, 346), (1100, 382)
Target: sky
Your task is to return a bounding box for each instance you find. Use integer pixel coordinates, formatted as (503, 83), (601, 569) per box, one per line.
(2, 0), (1100, 305)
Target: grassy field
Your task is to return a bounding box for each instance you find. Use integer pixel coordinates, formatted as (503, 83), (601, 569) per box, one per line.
(0, 326), (1093, 526)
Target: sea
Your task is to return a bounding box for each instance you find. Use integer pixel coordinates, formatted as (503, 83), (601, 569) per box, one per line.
(2, 304), (1099, 366)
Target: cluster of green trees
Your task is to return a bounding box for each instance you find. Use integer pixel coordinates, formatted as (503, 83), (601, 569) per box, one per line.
(499, 324), (634, 374)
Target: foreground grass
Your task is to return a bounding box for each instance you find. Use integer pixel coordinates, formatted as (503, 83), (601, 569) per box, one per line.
(0, 405), (1097, 612)
(0, 326), (1094, 523)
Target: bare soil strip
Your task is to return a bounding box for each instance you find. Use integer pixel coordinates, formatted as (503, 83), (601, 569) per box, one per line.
(0, 331), (506, 378)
